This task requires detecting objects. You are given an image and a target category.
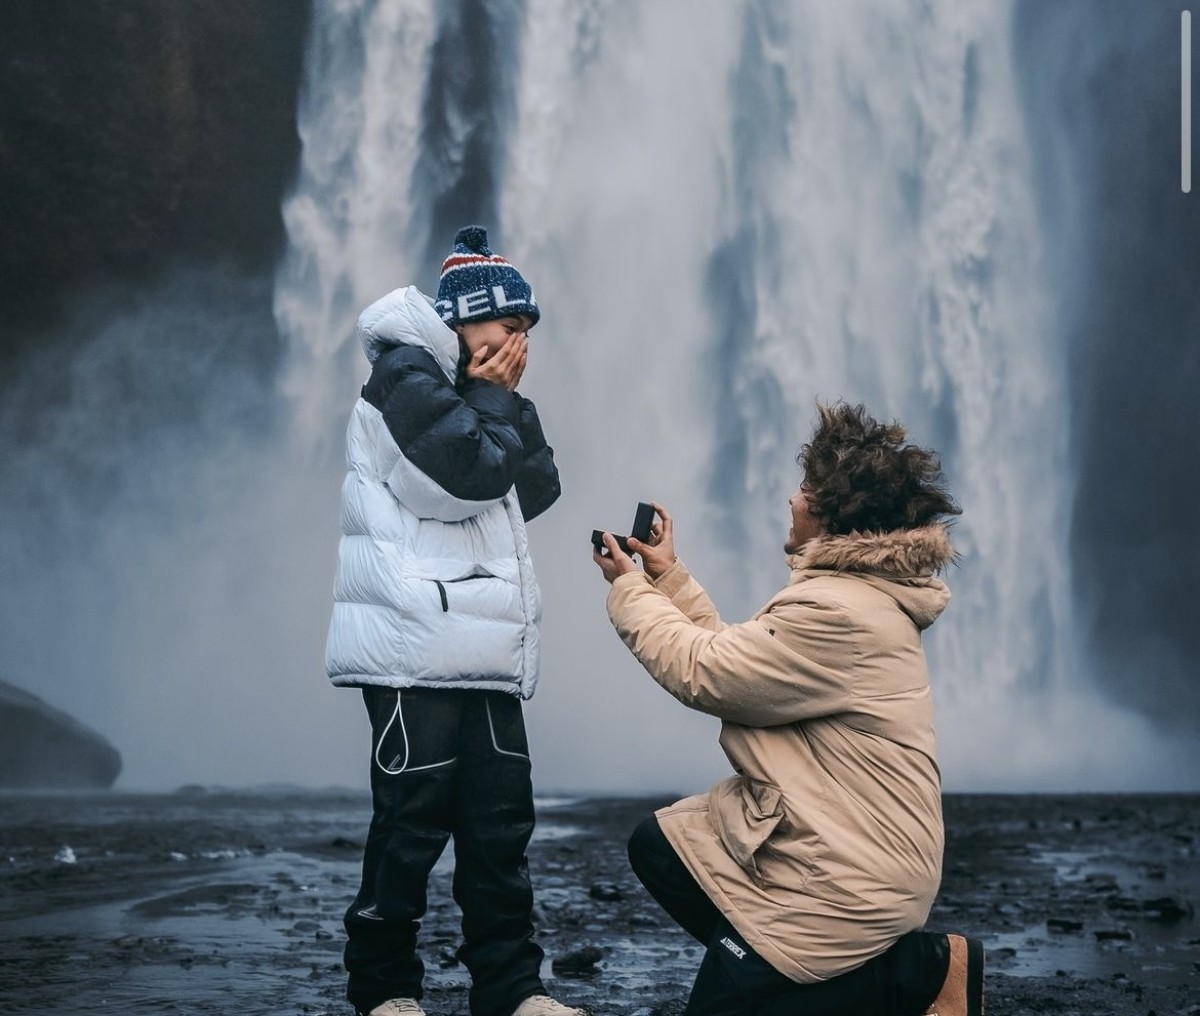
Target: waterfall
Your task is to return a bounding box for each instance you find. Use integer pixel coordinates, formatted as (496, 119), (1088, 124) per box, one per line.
(272, 0), (1195, 793)
(274, 0), (436, 450)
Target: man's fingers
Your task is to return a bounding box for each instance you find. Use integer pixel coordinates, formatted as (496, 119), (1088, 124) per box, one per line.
(603, 531), (630, 559)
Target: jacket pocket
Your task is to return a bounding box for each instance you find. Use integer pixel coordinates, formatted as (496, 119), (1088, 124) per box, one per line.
(433, 573), (495, 611)
(709, 776), (784, 883)
(401, 575), (525, 681)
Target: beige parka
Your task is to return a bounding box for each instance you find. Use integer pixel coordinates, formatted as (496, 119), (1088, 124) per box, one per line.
(605, 525), (955, 983)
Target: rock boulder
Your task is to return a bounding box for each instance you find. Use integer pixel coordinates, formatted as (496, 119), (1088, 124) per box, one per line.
(0, 679), (121, 788)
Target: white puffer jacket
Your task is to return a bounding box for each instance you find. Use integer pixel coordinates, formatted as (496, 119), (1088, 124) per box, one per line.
(324, 286), (560, 698)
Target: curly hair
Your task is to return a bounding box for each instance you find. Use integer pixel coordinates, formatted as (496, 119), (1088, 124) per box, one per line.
(798, 402), (961, 535)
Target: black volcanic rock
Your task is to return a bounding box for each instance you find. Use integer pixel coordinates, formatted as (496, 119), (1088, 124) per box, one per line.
(551, 945), (604, 977)
(0, 678), (121, 788)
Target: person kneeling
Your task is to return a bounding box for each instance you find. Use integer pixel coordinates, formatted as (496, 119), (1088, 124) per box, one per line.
(592, 403), (984, 1016)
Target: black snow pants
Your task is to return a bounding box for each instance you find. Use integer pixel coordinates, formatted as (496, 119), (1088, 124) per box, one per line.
(627, 816), (951, 1016)
(344, 687), (546, 1016)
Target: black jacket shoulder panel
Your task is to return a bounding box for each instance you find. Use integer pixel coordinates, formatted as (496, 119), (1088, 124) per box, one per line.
(362, 345), (525, 502)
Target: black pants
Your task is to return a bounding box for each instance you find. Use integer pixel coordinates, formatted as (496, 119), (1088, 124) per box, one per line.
(345, 687), (546, 1016)
(627, 816), (949, 1016)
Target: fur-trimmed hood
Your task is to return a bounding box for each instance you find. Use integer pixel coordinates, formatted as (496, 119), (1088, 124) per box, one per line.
(791, 524), (955, 576)
(788, 525), (954, 631)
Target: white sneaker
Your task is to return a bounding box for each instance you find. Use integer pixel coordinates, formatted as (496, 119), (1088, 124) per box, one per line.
(510, 995), (585, 1016)
(366, 1000), (427, 1016)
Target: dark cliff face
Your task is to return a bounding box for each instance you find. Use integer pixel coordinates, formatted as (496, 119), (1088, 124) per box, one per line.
(0, 1), (311, 339)
(1013, 2), (1200, 729)
(0, 3), (313, 783)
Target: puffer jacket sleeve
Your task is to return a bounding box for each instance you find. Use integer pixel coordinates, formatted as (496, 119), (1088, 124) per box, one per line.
(364, 345), (524, 509)
(512, 394), (561, 521)
(606, 567), (856, 727)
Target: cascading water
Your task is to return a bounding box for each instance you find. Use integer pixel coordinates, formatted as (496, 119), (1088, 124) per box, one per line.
(268, 0), (1191, 792)
(274, 1), (436, 448)
(3, 3), (1196, 795)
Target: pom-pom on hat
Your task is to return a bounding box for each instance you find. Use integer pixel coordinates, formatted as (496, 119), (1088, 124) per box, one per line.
(435, 225), (540, 329)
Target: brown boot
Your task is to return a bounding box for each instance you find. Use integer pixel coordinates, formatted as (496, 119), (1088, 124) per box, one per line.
(923, 934), (984, 1016)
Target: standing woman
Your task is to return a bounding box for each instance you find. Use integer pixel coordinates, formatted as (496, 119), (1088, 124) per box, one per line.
(593, 403), (983, 1016)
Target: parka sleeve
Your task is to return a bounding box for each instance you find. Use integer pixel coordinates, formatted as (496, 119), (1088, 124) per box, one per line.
(650, 559), (726, 632)
(364, 346), (524, 516)
(605, 570), (855, 727)
(511, 393), (561, 521)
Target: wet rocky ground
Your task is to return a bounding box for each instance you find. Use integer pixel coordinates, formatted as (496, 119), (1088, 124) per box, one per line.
(0, 791), (1197, 1015)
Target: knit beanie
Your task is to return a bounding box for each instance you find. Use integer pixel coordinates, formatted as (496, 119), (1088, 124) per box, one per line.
(434, 225), (540, 329)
